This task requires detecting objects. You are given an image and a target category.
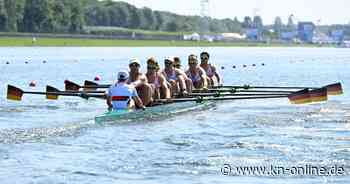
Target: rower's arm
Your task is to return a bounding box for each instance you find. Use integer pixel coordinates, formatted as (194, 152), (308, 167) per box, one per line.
(212, 66), (221, 84)
(132, 96), (146, 110)
(200, 68), (208, 88)
(159, 74), (171, 99)
(106, 96), (113, 110)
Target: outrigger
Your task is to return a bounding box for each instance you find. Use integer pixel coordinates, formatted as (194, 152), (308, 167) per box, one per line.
(6, 81), (343, 123)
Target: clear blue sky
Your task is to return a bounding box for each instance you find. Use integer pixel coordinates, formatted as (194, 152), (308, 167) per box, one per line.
(117, 0), (350, 25)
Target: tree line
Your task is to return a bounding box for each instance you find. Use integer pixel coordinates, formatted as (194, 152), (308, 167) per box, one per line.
(0, 0), (244, 34)
(0, 0), (348, 37)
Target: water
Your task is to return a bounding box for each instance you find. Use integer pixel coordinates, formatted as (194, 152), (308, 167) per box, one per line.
(0, 47), (349, 183)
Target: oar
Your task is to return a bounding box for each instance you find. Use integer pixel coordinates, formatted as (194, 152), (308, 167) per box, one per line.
(213, 82), (343, 95)
(181, 92), (294, 98)
(64, 80), (106, 93)
(155, 95), (290, 104)
(65, 80), (110, 91)
(192, 88), (295, 94)
(6, 85), (106, 101)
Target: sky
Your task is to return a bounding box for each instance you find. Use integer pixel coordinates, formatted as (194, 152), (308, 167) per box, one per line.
(117, 0), (350, 25)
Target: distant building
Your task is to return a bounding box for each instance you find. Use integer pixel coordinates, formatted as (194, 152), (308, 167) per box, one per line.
(183, 32), (200, 41)
(280, 31), (296, 41)
(246, 28), (262, 41)
(330, 30), (344, 43)
(298, 22), (315, 43)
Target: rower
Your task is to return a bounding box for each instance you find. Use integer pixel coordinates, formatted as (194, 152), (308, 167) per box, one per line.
(200, 52), (221, 87)
(186, 54), (208, 90)
(162, 57), (189, 96)
(146, 57), (171, 99)
(174, 57), (181, 69)
(106, 71), (146, 111)
(128, 58), (153, 106)
(174, 56), (193, 93)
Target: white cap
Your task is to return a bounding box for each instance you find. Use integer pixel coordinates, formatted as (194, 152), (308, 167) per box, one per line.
(117, 70), (129, 80)
(129, 58), (141, 65)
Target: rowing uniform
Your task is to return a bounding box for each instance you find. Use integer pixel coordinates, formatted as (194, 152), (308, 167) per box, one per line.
(162, 69), (179, 81)
(107, 82), (138, 110)
(186, 67), (206, 83)
(146, 72), (161, 88)
(201, 64), (215, 78)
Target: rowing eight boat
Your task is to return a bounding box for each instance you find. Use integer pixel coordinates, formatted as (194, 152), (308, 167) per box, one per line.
(95, 101), (214, 124)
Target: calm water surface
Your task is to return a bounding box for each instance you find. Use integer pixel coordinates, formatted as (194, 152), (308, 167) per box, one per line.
(0, 47), (349, 183)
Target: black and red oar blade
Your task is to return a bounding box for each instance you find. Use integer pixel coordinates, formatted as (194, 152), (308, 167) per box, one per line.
(309, 87), (328, 102)
(288, 88), (311, 104)
(7, 85), (24, 101)
(325, 82), (343, 96)
(84, 80), (98, 91)
(46, 85), (60, 100)
(64, 80), (81, 91)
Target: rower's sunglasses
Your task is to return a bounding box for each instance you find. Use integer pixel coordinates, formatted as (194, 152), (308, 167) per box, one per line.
(147, 66), (157, 70)
(129, 63), (140, 67)
(165, 61), (173, 65)
(201, 57), (208, 60)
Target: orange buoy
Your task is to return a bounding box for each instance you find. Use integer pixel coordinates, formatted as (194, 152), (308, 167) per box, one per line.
(94, 75), (101, 81)
(29, 81), (36, 87)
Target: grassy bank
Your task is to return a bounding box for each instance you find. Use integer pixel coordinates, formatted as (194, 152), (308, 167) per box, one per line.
(0, 36), (334, 47)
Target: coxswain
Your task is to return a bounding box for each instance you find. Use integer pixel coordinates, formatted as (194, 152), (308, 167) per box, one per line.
(106, 71), (146, 111)
(200, 52), (221, 87)
(162, 57), (189, 96)
(128, 58), (153, 106)
(186, 54), (208, 89)
(146, 57), (171, 99)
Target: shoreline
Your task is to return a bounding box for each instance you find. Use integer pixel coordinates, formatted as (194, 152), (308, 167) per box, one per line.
(0, 36), (337, 47)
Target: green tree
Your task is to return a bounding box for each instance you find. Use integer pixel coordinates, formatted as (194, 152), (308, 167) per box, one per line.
(0, 0), (7, 31)
(69, 1), (84, 33)
(253, 16), (263, 29)
(4, 0), (17, 31)
(23, 0), (55, 33)
(287, 14), (295, 31)
(273, 16), (283, 34)
(242, 16), (252, 28)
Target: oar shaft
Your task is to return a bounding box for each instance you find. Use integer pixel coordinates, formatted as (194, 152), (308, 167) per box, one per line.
(214, 85), (317, 89)
(193, 89), (294, 93)
(23, 91), (105, 98)
(186, 93), (291, 97)
(156, 95), (288, 103)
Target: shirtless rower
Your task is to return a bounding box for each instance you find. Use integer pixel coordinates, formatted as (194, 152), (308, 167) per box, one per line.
(128, 58), (153, 106)
(106, 71), (146, 111)
(162, 57), (189, 96)
(146, 57), (171, 99)
(200, 52), (221, 87)
(186, 54), (208, 90)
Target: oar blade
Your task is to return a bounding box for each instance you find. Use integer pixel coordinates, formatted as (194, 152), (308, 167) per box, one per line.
(84, 80), (98, 91)
(46, 85), (60, 100)
(325, 82), (343, 95)
(288, 88), (312, 104)
(309, 87), (328, 102)
(64, 80), (81, 91)
(7, 85), (23, 101)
